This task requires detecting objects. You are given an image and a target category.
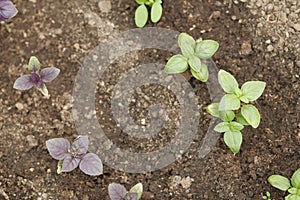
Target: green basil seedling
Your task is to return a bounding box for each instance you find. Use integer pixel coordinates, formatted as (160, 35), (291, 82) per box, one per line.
(164, 32), (219, 82)
(268, 168), (300, 200)
(135, 0), (163, 28)
(262, 191), (272, 200)
(206, 69), (266, 154)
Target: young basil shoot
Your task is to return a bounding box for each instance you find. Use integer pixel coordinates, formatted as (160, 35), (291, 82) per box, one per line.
(46, 135), (103, 176)
(262, 191), (272, 200)
(268, 168), (300, 200)
(108, 183), (143, 200)
(164, 32), (219, 82)
(135, 0), (162, 28)
(13, 56), (60, 96)
(206, 69), (266, 154)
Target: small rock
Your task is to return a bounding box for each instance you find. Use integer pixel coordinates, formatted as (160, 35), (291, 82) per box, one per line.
(292, 23), (300, 32)
(141, 118), (146, 125)
(267, 45), (274, 52)
(73, 43), (80, 49)
(240, 41), (252, 55)
(26, 135), (38, 147)
(15, 102), (24, 110)
(181, 176), (193, 189)
(98, 1), (112, 13)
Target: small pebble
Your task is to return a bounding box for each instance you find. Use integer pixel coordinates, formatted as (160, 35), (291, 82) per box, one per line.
(15, 102), (24, 110)
(267, 45), (274, 52)
(26, 135), (38, 147)
(98, 1), (112, 13)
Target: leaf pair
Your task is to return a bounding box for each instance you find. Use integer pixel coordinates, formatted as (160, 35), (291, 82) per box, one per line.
(164, 33), (219, 82)
(108, 183), (143, 200)
(268, 168), (300, 200)
(135, 0), (162, 28)
(13, 56), (60, 96)
(46, 135), (103, 176)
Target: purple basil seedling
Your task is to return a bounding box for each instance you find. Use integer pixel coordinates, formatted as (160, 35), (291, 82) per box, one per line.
(108, 183), (143, 200)
(46, 135), (103, 176)
(13, 56), (60, 96)
(0, 0), (18, 22)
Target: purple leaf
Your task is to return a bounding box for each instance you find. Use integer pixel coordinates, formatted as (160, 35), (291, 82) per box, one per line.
(62, 154), (80, 172)
(40, 67), (60, 83)
(125, 193), (138, 200)
(79, 153), (103, 176)
(0, 0), (18, 21)
(13, 75), (34, 90)
(71, 135), (89, 155)
(30, 73), (43, 87)
(46, 138), (70, 160)
(108, 183), (127, 200)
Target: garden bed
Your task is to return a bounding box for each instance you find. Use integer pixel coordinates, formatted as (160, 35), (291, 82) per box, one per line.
(0, 0), (299, 199)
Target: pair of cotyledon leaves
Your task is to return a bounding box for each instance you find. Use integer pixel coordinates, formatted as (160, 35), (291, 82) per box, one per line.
(0, 0), (17, 22)
(108, 183), (143, 200)
(268, 168), (300, 200)
(13, 56), (60, 96)
(135, 0), (162, 28)
(46, 135), (103, 176)
(164, 33), (219, 82)
(207, 69), (266, 154)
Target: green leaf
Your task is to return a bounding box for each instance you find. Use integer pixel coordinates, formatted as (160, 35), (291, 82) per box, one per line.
(219, 110), (235, 122)
(57, 160), (63, 174)
(239, 96), (250, 103)
(28, 56), (41, 71)
(219, 94), (240, 111)
(129, 183), (143, 200)
(236, 112), (250, 126)
(268, 175), (291, 191)
(188, 55), (201, 72)
(218, 70), (239, 94)
(224, 131), (242, 154)
(291, 168), (300, 188)
(135, 4), (148, 28)
(214, 122), (230, 133)
(241, 81), (266, 102)
(229, 122), (244, 131)
(195, 40), (219, 59)
(241, 105), (261, 128)
(38, 84), (49, 96)
(190, 62), (209, 82)
(234, 87), (243, 97)
(164, 55), (188, 74)
(178, 33), (195, 58)
(288, 187), (299, 195)
(285, 194), (300, 200)
(206, 103), (220, 118)
(150, 2), (162, 23)
(135, 0), (147, 4)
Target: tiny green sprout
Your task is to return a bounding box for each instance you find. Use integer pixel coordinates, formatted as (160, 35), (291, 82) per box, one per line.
(262, 191), (272, 200)
(135, 0), (162, 28)
(164, 32), (219, 82)
(206, 69), (266, 154)
(268, 168), (300, 200)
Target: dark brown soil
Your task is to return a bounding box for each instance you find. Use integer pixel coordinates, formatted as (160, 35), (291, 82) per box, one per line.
(0, 0), (299, 199)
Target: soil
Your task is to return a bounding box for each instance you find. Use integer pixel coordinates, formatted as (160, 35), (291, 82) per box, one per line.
(0, 0), (299, 199)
